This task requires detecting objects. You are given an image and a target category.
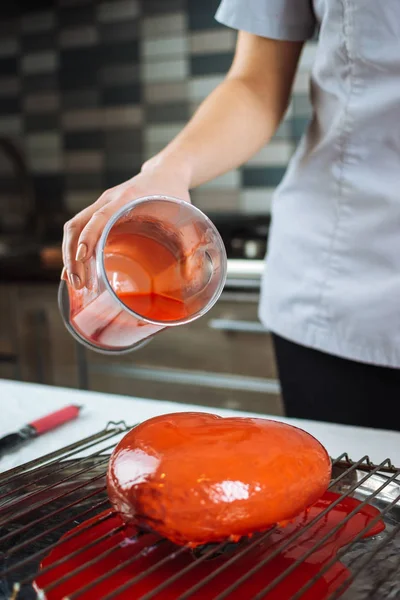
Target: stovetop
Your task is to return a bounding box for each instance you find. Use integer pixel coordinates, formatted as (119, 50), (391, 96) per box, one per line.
(209, 213), (270, 261)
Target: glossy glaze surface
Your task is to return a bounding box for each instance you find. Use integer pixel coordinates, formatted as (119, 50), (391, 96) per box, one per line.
(107, 413), (332, 546)
(35, 492), (384, 600)
(103, 229), (187, 307)
(117, 291), (188, 321)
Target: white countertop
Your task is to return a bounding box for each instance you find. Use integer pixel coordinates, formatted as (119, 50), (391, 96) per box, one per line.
(1, 379), (399, 473)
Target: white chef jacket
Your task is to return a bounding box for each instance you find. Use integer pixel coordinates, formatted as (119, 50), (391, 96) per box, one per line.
(216, 0), (400, 368)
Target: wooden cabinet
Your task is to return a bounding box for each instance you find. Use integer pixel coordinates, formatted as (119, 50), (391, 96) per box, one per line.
(89, 292), (277, 379)
(1, 283), (283, 416)
(0, 285), (18, 354)
(87, 290), (283, 416)
(0, 284), (19, 380)
(16, 284), (82, 388)
(0, 283), (82, 388)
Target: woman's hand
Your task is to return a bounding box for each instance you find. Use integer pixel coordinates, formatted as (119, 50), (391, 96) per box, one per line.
(62, 159), (191, 289)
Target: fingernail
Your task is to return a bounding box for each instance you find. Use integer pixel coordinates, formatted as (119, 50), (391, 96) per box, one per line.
(76, 243), (87, 262)
(61, 267), (67, 281)
(69, 273), (81, 289)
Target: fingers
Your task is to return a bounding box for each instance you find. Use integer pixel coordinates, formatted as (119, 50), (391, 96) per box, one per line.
(62, 206), (94, 269)
(76, 206), (112, 264)
(62, 186), (133, 289)
(63, 218), (87, 289)
(62, 192), (111, 289)
(75, 188), (134, 260)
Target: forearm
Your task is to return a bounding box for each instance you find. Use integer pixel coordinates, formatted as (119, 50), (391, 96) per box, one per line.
(142, 34), (302, 189)
(143, 75), (285, 189)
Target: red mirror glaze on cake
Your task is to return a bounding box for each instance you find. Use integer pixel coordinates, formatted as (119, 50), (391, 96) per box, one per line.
(107, 413), (332, 546)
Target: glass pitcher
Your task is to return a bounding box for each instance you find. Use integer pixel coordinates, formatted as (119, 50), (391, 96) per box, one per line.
(58, 195), (227, 354)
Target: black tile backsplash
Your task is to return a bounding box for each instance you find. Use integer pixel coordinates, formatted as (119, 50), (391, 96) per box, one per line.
(60, 47), (100, 73)
(101, 83), (141, 106)
(0, 57), (18, 77)
(143, 0), (186, 15)
(33, 173), (64, 202)
(66, 172), (103, 190)
(59, 3), (96, 27)
(104, 169), (138, 189)
(24, 113), (59, 132)
(104, 128), (142, 151)
(22, 72), (57, 92)
(243, 167), (287, 189)
(61, 89), (99, 109)
(99, 20), (139, 43)
(22, 32), (56, 52)
(0, 96), (20, 114)
(0, 0), (315, 223)
(100, 63), (139, 86)
(190, 52), (233, 76)
(64, 130), (103, 150)
(100, 40), (140, 64)
(60, 68), (97, 90)
(145, 102), (190, 123)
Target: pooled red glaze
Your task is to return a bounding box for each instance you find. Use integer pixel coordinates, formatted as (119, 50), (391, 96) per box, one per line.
(107, 413), (332, 546)
(35, 493), (385, 600)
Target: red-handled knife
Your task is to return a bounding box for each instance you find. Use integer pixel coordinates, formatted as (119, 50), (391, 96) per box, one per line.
(0, 405), (82, 456)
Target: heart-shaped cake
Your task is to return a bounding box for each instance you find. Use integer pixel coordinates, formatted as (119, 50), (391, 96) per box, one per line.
(107, 412), (331, 546)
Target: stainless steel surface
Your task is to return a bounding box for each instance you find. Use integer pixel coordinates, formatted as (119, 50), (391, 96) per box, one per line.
(0, 424), (399, 600)
(88, 363), (281, 395)
(226, 259), (263, 289)
(226, 260), (264, 279)
(208, 318), (270, 334)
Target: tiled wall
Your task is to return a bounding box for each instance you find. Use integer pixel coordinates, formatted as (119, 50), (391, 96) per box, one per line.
(0, 0), (316, 219)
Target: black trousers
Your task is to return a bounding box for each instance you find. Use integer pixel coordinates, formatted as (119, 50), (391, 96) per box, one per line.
(272, 334), (400, 431)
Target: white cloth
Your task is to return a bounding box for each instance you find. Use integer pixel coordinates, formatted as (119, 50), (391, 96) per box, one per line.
(216, 0), (400, 367)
